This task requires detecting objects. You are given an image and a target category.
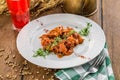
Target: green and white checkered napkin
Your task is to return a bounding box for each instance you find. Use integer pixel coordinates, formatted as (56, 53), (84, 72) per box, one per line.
(55, 44), (115, 80)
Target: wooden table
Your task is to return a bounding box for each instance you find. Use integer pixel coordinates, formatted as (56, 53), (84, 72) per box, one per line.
(0, 0), (120, 80)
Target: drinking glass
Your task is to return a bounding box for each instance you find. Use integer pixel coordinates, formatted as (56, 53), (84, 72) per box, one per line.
(6, 0), (30, 31)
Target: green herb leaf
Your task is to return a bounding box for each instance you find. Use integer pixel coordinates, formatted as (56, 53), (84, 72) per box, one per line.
(51, 36), (62, 47)
(52, 41), (57, 46)
(79, 22), (92, 36)
(33, 48), (49, 58)
(63, 30), (76, 39)
(55, 36), (62, 42)
(46, 45), (51, 51)
(69, 30), (76, 35)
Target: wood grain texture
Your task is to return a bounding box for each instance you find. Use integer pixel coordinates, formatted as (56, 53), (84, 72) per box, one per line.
(0, 15), (25, 80)
(102, 0), (120, 79)
(88, 0), (101, 26)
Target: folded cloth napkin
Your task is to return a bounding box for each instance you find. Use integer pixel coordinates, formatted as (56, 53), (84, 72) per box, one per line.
(55, 44), (115, 80)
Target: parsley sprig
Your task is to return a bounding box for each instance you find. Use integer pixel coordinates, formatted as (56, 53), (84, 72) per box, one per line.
(52, 36), (62, 46)
(79, 23), (92, 36)
(33, 48), (49, 58)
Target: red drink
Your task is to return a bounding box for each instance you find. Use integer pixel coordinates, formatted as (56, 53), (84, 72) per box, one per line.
(6, 0), (30, 31)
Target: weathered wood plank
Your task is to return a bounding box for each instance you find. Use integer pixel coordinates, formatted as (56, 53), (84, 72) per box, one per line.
(102, 0), (120, 79)
(0, 15), (25, 80)
(88, 0), (101, 26)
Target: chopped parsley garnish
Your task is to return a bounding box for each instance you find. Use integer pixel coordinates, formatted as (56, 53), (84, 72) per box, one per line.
(79, 23), (92, 36)
(55, 36), (62, 42)
(69, 30), (76, 35)
(63, 30), (76, 39)
(51, 36), (62, 47)
(33, 48), (49, 58)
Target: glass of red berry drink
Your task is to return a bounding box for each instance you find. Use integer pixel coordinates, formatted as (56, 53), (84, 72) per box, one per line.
(6, 0), (30, 31)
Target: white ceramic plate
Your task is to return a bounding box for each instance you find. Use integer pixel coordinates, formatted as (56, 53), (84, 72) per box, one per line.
(17, 14), (105, 69)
